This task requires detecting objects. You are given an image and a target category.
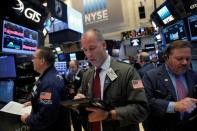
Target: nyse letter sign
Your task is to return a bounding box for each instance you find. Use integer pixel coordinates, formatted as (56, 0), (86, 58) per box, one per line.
(85, 9), (108, 24)
(83, 0), (109, 25)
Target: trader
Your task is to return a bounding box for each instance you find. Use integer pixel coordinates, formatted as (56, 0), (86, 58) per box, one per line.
(143, 40), (197, 131)
(75, 28), (149, 131)
(67, 60), (87, 131)
(21, 47), (68, 131)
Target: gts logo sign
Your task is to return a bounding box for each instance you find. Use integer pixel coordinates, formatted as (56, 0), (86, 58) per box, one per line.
(190, 3), (197, 10)
(13, 0), (41, 23)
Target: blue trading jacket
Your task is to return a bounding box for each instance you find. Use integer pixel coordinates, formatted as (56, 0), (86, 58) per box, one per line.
(26, 66), (66, 131)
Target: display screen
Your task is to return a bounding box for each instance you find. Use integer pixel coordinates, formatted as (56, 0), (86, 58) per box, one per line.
(67, 6), (83, 33)
(144, 44), (155, 52)
(157, 5), (175, 25)
(162, 20), (187, 44)
(0, 55), (16, 78)
(192, 60), (197, 72)
(188, 15), (197, 41)
(0, 80), (14, 103)
(130, 38), (141, 46)
(2, 20), (38, 55)
(57, 53), (66, 61)
(155, 34), (162, 42)
(69, 53), (77, 60)
(54, 61), (67, 75)
(48, 18), (68, 33)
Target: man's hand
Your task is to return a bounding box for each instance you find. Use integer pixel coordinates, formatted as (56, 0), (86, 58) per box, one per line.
(74, 93), (86, 99)
(23, 101), (31, 107)
(86, 107), (108, 122)
(174, 97), (197, 113)
(21, 113), (30, 124)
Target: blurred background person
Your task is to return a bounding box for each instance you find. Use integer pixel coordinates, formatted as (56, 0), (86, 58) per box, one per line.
(67, 60), (88, 131)
(137, 52), (155, 78)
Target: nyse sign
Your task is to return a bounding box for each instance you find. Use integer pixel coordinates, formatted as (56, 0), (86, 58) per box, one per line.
(85, 9), (109, 25)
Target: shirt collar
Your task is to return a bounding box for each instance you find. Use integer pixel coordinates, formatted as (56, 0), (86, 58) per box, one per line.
(95, 55), (111, 71)
(165, 64), (184, 78)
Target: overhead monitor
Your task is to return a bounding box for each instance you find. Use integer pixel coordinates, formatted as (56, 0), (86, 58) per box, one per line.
(48, 18), (68, 33)
(157, 5), (175, 25)
(69, 53), (77, 60)
(67, 6), (84, 33)
(155, 34), (162, 42)
(130, 38), (141, 46)
(144, 44), (155, 52)
(188, 15), (197, 41)
(162, 20), (187, 44)
(1, 20), (38, 55)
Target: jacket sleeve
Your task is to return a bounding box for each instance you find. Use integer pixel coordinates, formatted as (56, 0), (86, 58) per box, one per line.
(142, 71), (169, 116)
(115, 67), (149, 124)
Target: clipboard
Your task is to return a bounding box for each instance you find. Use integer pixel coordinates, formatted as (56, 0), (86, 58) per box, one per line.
(61, 98), (113, 111)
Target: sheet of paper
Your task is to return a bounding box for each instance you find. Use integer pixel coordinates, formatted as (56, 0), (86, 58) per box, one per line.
(0, 101), (31, 115)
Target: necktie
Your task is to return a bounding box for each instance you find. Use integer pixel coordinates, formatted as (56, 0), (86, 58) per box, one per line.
(175, 75), (187, 119)
(93, 68), (102, 99)
(92, 68), (101, 131)
(175, 76), (187, 100)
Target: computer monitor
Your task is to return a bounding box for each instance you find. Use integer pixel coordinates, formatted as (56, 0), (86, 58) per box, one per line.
(54, 62), (67, 75)
(1, 20), (38, 55)
(0, 80), (14, 103)
(69, 53), (77, 60)
(162, 20), (187, 44)
(188, 15), (197, 41)
(157, 5), (175, 25)
(0, 55), (16, 78)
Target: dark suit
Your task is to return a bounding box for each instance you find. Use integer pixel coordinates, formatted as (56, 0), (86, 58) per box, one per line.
(143, 64), (197, 131)
(67, 69), (84, 98)
(79, 58), (149, 131)
(138, 63), (155, 78)
(67, 69), (89, 131)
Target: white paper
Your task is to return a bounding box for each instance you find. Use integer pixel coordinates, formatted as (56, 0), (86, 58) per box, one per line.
(0, 101), (31, 115)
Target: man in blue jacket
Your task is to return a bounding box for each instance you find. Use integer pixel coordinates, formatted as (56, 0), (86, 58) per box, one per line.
(21, 47), (68, 131)
(143, 40), (197, 131)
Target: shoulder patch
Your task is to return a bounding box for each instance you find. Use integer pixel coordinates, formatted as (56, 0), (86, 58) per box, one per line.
(40, 92), (52, 100)
(131, 80), (144, 89)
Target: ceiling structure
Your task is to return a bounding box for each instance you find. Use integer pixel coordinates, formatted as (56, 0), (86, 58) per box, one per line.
(40, 0), (165, 40)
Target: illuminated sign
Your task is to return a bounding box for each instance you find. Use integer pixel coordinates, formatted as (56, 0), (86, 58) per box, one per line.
(67, 6), (83, 33)
(157, 6), (174, 25)
(13, 0), (41, 23)
(83, 0), (109, 25)
(190, 3), (197, 10)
